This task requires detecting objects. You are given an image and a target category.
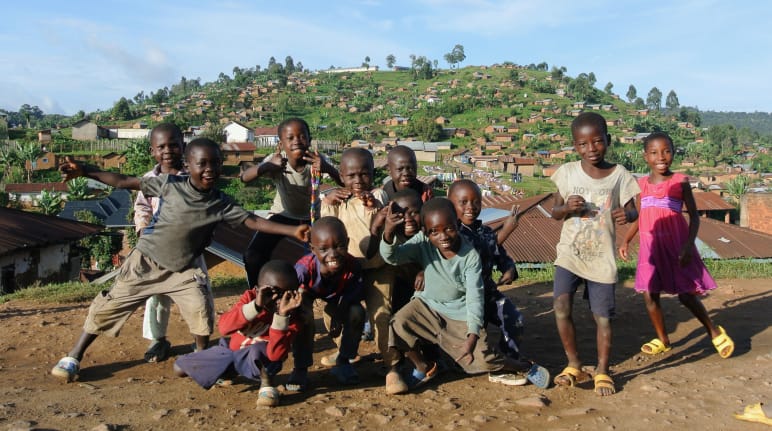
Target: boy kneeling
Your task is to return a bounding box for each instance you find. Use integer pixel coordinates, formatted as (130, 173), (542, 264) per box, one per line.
(380, 198), (532, 395)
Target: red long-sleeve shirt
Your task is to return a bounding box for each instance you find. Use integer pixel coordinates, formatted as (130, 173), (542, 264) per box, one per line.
(217, 289), (302, 362)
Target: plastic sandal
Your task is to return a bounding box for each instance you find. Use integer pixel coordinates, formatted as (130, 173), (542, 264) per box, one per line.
(526, 364), (551, 389)
(406, 362), (438, 389)
(593, 373), (616, 396)
(640, 338), (672, 355)
(711, 326), (734, 359)
(553, 366), (590, 387)
(734, 402), (772, 425)
(256, 386), (280, 407)
(51, 356), (80, 382)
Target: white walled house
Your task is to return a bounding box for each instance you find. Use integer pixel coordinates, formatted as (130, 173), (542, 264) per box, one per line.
(224, 121), (254, 143)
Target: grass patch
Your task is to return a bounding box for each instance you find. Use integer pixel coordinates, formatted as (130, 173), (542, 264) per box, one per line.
(1, 260), (768, 305)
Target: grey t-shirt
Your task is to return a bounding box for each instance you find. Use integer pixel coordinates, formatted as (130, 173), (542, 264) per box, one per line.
(135, 174), (250, 271)
(267, 163), (312, 220)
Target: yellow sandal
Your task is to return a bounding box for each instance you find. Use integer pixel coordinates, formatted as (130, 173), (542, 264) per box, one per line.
(711, 326), (734, 359)
(641, 338), (672, 355)
(553, 366), (591, 387)
(593, 373), (616, 396)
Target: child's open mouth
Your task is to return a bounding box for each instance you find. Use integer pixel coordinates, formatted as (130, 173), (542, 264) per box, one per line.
(325, 258), (341, 271)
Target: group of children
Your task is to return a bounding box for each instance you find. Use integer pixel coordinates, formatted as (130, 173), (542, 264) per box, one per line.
(51, 113), (734, 406)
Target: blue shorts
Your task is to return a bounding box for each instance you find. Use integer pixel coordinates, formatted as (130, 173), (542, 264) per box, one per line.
(553, 266), (616, 318)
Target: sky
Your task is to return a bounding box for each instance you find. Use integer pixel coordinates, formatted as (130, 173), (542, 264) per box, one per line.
(2, 0), (771, 115)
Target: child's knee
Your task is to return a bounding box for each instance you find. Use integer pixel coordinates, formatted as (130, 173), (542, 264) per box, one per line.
(553, 296), (572, 319)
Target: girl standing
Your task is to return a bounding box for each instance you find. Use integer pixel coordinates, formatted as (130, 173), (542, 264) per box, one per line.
(619, 132), (734, 358)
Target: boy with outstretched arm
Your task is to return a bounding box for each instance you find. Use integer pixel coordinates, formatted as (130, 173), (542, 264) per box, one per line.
(51, 139), (309, 382)
(174, 260), (304, 407)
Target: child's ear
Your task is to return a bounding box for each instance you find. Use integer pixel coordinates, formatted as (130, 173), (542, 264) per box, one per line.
(606, 134), (612, 146)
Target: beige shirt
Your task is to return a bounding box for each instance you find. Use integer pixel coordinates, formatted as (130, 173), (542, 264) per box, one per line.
(321, 188), (388, 269)
(551, 162), (640, 283)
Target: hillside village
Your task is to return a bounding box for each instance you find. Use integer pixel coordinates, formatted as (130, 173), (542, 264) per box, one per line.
(1, 63), (771, 293)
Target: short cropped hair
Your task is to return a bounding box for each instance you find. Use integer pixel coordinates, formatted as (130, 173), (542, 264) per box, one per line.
(420, 197), (457, 226)
(311, 216), (348, 241)
(571, 112), (608, 136)
(278, 117), (311, 139)
(340, 147), (374, 171)
(258, 259), (299, 290)
(448, 179), (481, 198)
(185, 138), (221, 158)
(643, 131), (674, 151)
(150, 123), (183, 142)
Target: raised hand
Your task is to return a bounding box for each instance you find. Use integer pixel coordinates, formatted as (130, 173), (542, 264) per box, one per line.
(60, 156), (84, 182)
(277, 289), (303, 317)
(293, 225), (311, 243)
(255, 284), (279, 312)
(323, 188), (353, 206)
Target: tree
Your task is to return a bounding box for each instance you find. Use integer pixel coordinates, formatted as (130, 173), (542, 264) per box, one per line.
(112, 97), (132, 120)
(122, 139), (154, 177)
(665, 90), (680, 111)
(604, 82), (614, 95)
(285, 56), (295, 74)
(38, 189), (63, 215)
(626, 85), (637, 103)
(633, 97), (645, 109)
(19, 104), (43, 128)
(646, 87), (662, 111)
(588, 72), (597, 87)
(386, 54), (396, 68)
(443, 44), (466, 69)
(67, 177), (91, 200)
(551, 66), (567, 81)
(0, 146), (19, 174)
(362, 56), (371, 70)
(725, 174), (750, 206)
(16, 141), (43, 183)
(75, 210), (117, 270)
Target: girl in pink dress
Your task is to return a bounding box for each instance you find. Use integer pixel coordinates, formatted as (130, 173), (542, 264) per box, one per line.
(619, 132), (734, 359)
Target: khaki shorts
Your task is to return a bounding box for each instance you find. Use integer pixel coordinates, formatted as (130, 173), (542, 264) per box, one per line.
(83, 249), (213, 337)
(389, 297), (505, 374)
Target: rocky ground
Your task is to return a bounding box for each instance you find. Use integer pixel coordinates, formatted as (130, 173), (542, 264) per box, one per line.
(0, 278), (770, 431)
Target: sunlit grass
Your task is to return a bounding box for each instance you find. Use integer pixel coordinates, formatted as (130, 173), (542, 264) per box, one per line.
(2, 260), (769, 304)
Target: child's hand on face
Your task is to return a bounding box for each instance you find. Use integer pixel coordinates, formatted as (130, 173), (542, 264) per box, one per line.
(277, 289), (303, 317)
(455, 333), (479, 366)
(255, 285), (279, 312)
(611, 207), (628, 225)
(60, 156), (84, 181)
(383, 201), (405, 238)
(323, 188), (352, 206)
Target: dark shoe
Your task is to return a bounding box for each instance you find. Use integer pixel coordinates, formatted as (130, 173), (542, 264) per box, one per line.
(144, 339), (171, 363)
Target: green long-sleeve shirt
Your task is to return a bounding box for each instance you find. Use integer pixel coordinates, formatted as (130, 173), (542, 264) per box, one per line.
(380, 232), (484, 335)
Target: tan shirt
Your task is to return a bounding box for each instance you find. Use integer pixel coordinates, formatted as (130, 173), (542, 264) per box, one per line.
(551, 162), (640, 283)
(321, 188), (388, 269)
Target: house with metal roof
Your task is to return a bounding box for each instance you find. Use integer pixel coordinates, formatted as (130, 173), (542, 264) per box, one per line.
(0, 207), (103, 293)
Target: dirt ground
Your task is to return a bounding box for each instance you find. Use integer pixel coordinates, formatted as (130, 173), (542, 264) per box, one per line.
(0, 278), (770, 431)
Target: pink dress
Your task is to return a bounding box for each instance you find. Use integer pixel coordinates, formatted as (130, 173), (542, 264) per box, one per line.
(634, 173), (717, 295)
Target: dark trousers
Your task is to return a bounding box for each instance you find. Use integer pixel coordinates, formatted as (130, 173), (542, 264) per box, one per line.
(243, 214), (307, 288)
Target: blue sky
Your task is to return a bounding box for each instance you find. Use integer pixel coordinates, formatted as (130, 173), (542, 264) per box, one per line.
(2, 0), (771, 115)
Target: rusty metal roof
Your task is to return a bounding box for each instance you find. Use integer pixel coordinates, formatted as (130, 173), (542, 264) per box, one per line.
(691, 190), (735, 211)
(0, 207), (103, 257)
(484, 192), (772, 263)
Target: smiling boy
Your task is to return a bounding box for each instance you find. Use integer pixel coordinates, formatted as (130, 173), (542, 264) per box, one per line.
(52, 139), (309, 382)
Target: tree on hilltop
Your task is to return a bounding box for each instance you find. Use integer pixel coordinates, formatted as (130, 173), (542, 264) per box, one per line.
(386, 54), (396, 68)
(443, 44), (466, 69)
(646, 87), (662, 111)
(666, 90), (680, 111)
(626, 85), (637, 103)
(604, 82), (614, 95)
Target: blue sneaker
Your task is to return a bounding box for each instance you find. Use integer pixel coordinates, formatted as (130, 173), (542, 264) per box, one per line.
(51, 356), (79, 382)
